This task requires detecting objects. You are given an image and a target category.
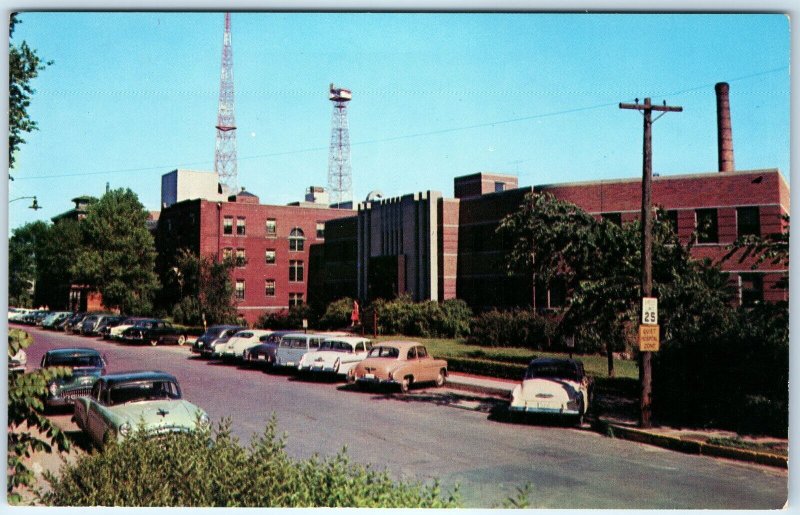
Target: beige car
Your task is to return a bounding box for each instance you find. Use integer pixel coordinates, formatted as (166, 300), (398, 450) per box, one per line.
(348, 341), (447, 393)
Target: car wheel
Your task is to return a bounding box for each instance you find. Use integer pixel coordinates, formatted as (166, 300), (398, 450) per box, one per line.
(434, 369), (446, 387)
(399, 376), (411, 394)
(177, 335), (186, 346)
(149, 338), (158, 347)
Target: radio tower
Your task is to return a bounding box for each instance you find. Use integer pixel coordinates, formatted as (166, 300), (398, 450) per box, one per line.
(328, 84), (353, 206)
(214, 12), (237, 192)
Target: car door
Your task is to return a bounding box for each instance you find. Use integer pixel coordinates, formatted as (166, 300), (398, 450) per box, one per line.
(85, 381), (108, 445)
(416, 346), (436, 381)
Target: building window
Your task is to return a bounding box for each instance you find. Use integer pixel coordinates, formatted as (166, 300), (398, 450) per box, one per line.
(235, 280), (245, 300)
(289, 228), (305, 252)
(266, 218), (277, 237)
(289, 260), (304, 282)
(695, 208), (719, 243)
(235, 248), (246, 267)
(316, 222), (325, 239)
(737, 206), (760, 239)
(222, 248), (233, 261)
(265, 279), (275, 297)
(289, 293), (304, 307)
(223, 217), (233, 235)
(740, 273), (764, 306)
(601, 212), (622, 226)
(495, 181), (505, 193)
(265, 249), (276, 264)
(665, 210), (679, 235)
(236, 217), (246, 236)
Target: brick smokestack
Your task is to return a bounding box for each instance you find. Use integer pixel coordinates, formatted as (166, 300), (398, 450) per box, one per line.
(715, 82), (735, 172)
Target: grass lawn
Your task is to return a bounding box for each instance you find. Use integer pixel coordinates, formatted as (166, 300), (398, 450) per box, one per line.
(373, 335), (639, 380)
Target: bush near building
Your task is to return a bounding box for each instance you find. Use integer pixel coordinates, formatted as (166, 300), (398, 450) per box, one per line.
(468, 309), (558, 350)
(256, 305), (316, 331)
(317, 296), (356, 329)
(367, 296), (472, 338)
(42, 418), (460, 508)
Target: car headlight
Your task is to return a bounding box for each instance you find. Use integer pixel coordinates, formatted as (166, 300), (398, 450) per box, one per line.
(118, 422), (131, 436)
(199, 413), (210, 426)
(48, 382), (59, 396)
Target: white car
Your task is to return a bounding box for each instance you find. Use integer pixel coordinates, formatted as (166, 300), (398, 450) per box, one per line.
(298, 336), (373, 376)
(107, 317), (148, 340)
(509, 358), (592, 426)
(8, 308), (33, 322)
(221, 330), (272, 359)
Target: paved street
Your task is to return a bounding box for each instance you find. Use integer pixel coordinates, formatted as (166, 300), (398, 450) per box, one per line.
(21, 326), (787, 509)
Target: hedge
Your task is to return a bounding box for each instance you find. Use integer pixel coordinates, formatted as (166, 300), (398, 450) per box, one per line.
(468, 309), (558, 349)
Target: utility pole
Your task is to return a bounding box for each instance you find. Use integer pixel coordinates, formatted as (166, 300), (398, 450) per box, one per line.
(619, 97), (682, 428)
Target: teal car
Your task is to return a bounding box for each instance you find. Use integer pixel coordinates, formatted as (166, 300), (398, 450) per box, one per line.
(41, 348), (107, 408)
(73, 370), (209, 447)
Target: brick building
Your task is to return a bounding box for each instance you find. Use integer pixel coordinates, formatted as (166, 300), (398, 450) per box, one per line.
(156, 188), (354, 325)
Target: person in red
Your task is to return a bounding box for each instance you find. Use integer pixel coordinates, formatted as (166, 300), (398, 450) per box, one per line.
(350, 300), (360, 326)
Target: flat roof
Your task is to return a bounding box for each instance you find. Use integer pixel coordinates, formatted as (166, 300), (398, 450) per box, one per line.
(535, 168), (782, 190)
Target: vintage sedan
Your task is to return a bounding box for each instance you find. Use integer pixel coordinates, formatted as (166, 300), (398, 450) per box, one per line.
(41, 348), (107, 408)
(192, 325), (245, 356)
(121, 319), (188, 346)
(9, 348), (27, 374)
(73, 370), (209, 448)
(348, 341), (447, 393)
(241, 330), (295, 366)
(298, 336), (373, 377)
(508, 357), (593, 425)
(220, 329), (272, 360)
(272, 333), (328, 370)
(41, 311), (72, 330)
(106, 317), (147, 340)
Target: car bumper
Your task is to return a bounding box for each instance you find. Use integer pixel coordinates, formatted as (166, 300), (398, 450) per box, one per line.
(300, 363), (338, 374)
(509, 403), (581, 416)
(355, 375), (397, 386)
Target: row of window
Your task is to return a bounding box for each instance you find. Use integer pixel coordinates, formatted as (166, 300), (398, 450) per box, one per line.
(223, 217), (326, 240)
(234, 279), (304, 306)
(601, 206), (761, 243)
(223, 248), (306, 267)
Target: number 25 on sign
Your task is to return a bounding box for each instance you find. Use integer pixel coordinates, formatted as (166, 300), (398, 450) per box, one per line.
(642, 297), (658, 325)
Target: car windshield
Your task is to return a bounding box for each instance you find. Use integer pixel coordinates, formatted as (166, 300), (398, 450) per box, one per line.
(367, 346), (399, 358)
(524, 363), (580, 381)
(280, 337), (306, 349)
(108, 380), (181, 405)
(321, 340), (353, 352)
(47, 354), (102, 368)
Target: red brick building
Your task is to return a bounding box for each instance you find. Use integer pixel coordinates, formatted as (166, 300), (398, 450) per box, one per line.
(156, 190), (353, 325)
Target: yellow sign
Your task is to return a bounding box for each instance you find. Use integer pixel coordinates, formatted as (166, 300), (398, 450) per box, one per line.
(639, 324), (660, 352)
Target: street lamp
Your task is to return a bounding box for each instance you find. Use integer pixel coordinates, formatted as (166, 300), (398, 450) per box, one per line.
(9, 195), (41, 210)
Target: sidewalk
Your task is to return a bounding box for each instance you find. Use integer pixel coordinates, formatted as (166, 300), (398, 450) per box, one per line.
(445, 371), (788, 469)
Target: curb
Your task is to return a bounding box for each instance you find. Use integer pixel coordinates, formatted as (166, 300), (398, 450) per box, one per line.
(595, 419), (787, 469)
(445, 379), (511, 399)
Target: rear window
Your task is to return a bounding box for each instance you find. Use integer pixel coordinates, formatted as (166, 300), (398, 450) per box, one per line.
(367, 346), (399, 358)
(524, 363), (580, 381)
(46, 354), (102, 368)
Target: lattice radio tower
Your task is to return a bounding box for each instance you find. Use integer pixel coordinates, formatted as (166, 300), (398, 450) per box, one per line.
(328, 84), (353, 206)
(214, 12), (238, 192)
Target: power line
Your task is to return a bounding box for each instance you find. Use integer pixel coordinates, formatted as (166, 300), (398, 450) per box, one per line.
(13, 68), (787, 181)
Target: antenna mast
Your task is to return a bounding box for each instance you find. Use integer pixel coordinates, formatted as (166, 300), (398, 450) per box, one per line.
(328, 84), (353, 206)
(215, 12), (238, 192)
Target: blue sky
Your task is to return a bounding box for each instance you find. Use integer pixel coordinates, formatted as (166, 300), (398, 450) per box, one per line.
(7, 12), (791, 230)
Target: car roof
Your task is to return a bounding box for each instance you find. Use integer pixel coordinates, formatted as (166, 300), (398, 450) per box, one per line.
(373, 341), (421, 350)
(101, 370), (178, 385)
(322, 336), (371, 344)
(528, 357), (583, 367)
(45, 347), (102, 357)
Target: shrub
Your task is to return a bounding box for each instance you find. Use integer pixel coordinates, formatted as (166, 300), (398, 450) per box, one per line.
(468, 309), (556, 349)
(318, 297), (355, 329)
(370, 297), (472, 338)
(256, 305), (316, 331)
(42, 418), (460, 507)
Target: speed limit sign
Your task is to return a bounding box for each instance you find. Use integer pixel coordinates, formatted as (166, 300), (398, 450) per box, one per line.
(642, 297), (658, 325)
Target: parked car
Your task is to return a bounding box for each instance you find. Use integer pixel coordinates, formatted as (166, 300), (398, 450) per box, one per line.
(78, 314), (114, 336)
(95, 315), (127, 337)
(192, 325), (245, 356)
(241, 330), (295, 366)
(8, 307), (33, 322)
(72, 370), (209, 448)
(348, 341), (448, 393)
(271, 333), (330, 370)
(9, 348), (27, 373)
(220, 330), (272, 360)
(106, 317), (148, 340)
(62, 312), (88, 333)
(40, 348), (107, 408)
(508, 357), (593, 426)
(21, 310), (50, 326)
(41, 311), (72, 330)
(121, 319), (188, 346)
(297, 336), (373, 377)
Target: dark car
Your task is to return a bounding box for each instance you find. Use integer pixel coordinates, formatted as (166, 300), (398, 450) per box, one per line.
(62, 312), (88, 333)
(80, 314), (117, 336)
(41, 348), (107, 408)
(242, 330), (296, 367)
(21, 310), (50, 326)
(95, 315), (127, 338)
(121, 319), (188, 346)
(192, 325), (246, 357)
(41, 311), (72, 330)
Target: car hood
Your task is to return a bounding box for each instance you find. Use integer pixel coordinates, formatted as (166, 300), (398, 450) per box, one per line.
(109, 399), (205, 429)
(516, 378), (581, 401)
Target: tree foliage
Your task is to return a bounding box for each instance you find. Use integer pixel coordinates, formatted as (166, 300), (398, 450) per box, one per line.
(169, 249), (239, 325)
(71, 188), (160, 314)
(9, 13), (52, 171)
(7, 329), (71, 504)
(8, 221), (48, 307)
(42, 417), (461, 507)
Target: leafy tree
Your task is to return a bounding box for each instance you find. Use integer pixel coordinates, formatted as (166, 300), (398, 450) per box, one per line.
(498, 192), (733, 376)
(42, 417), (460, 507)
(7, 329), (71, 504)
(71, 188), (160, 314)
(35, 219), (82, 309)
(724, 214), (789, 289)
(9, 13), (52, 172)
(8, 221), (48, 307)
(170, 249), (238, 325)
